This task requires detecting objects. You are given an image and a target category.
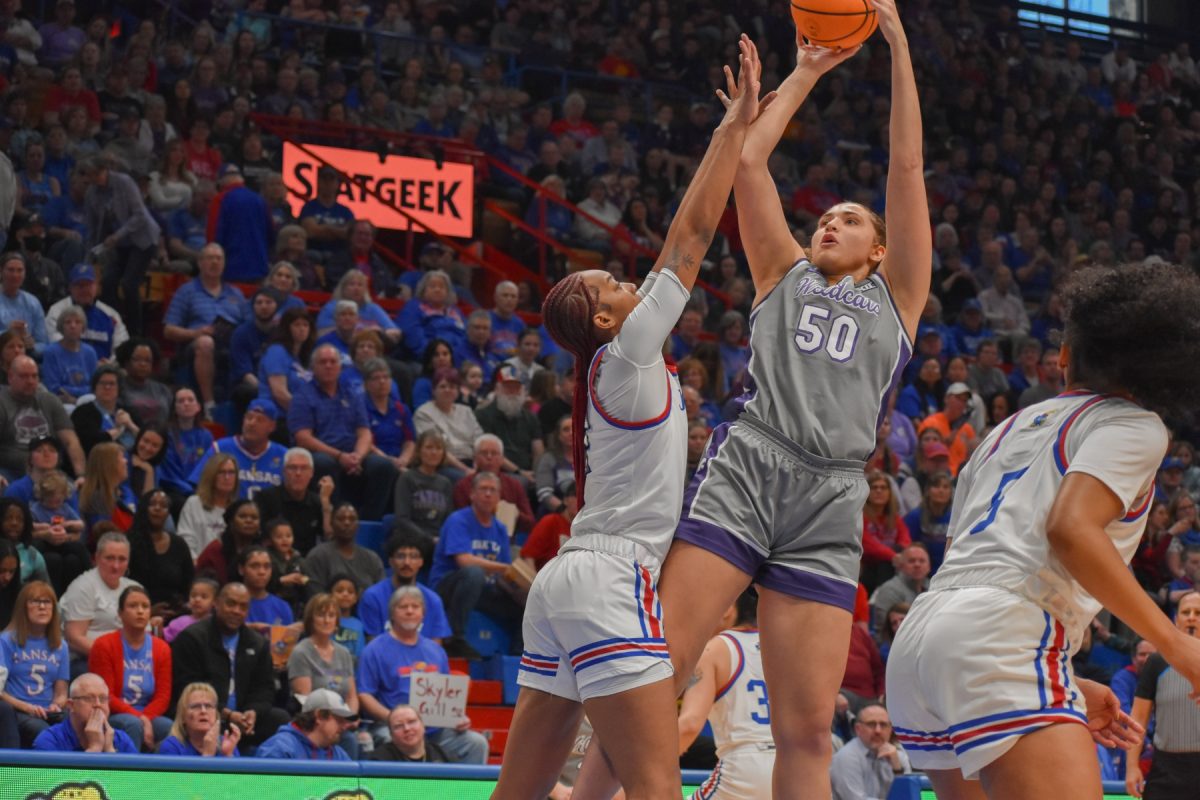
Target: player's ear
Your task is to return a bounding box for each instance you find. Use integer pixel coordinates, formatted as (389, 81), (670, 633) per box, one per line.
(870, 243), (886, 268)
(593, 306), (617, 332)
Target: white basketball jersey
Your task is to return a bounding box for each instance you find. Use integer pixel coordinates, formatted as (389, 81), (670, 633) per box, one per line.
(708, 629), (773, 758)
(932, 391), (1166, 647)
(564, 270), (690, 570)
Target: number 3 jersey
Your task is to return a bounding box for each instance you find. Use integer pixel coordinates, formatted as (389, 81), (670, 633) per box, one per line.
(737, 261), (910, 462)
(708, 629), (773, 758)
(932, 391), (1166, 647)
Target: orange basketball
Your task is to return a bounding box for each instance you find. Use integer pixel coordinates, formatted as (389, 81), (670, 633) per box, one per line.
(790, 0), (878, 49)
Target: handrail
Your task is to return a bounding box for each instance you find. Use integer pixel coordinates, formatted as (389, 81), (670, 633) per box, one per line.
(250, 113), (487, 165)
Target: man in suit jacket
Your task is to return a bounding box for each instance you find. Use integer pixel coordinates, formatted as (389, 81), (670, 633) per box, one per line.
(171, 582), (289, 748)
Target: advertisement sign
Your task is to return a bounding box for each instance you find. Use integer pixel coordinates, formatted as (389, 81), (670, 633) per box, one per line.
(283, 142), (475, 237)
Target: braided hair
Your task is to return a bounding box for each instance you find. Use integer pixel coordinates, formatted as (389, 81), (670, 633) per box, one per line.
(541, 272), (604, 507)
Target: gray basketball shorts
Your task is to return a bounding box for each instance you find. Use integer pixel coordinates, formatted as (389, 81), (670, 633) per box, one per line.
(676, 418), (867, 611)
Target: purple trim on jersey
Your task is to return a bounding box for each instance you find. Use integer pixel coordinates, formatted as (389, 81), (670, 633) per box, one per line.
(873, 271), (915, 351)
(873, 336), (912, 440)
(675, 515), (762, 578)
(755, 562), (857, 612)
(682, 422), (734, 512)
(714, 633), (745, 701)
(1053, 395), (1108, 474)
(1122, 491), (1153, 522)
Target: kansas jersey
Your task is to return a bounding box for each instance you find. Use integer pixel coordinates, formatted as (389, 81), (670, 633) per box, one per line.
(187, 436), (287, 499)
(933, 390), (1165, 646)
(708, 629), (773, 758)
(736, 261), (910, 461)
(563, 270), (690, 569)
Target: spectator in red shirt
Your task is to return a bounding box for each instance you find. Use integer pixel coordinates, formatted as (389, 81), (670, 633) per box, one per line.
(548, 92), (598, 147)
(520, 480), (576, 571)
(182, 119), (222, 183)
(861, 470), (911, 593)
(43, 66), (100, 133)
(841, 623), (885, 712)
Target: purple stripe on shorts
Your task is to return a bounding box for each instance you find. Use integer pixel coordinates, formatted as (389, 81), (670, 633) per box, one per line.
(674, 514), (762, 578)
(755, 562), (857, 612)
(682, 421), (734, 511)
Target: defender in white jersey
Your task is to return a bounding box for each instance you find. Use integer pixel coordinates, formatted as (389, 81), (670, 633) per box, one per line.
(887, 262), (1200, 799)
(492, 36), (775, 800)
(678, 592), (773, 800)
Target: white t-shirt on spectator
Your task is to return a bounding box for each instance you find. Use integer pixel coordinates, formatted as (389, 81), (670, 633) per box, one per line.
(60, 568), (140, 648)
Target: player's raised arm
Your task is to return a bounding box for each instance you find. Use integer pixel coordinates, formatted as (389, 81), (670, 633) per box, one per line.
(648, 34), (773, 294)
(734, 42), (859, 301)
(874, 0), (931, 338)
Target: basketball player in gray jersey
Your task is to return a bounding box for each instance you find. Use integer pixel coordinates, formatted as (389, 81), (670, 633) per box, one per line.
(654, 2), (930, 798)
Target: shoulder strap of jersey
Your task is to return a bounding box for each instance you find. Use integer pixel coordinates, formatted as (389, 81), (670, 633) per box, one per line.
(1052, 393), (1110, 475)
(714, 632), (745, 701)
(586, 343), (674, 430)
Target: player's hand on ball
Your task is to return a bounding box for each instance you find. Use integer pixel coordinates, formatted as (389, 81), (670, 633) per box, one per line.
(871, 0), (906, 44)
(794, 42), (862, 78)
(717, 34), (776, 126)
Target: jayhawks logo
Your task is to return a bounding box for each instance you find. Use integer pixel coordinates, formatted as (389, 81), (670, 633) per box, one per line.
(1028, 409), (1060, 428)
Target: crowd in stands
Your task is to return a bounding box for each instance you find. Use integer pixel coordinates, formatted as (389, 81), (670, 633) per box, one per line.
(0, 0), (1196, 782)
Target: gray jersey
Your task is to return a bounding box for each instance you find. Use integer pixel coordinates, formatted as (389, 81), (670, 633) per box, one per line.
(736, 260), (911, 461)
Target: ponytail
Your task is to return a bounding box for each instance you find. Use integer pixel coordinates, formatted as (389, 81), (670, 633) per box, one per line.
(542, 273), (602, 508)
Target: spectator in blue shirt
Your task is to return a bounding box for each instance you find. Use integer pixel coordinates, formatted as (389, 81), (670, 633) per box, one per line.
(258, 307), (315, 416)
(158, 681), (242, 757)
(315, 269), (401, 350)
(42, 167), (89, 269)
(396, 269), (467, 360)
(0, 253), (49, 357)
(238, 545), (298, 631)
(488, 281), (526, 360)
(159, 388), (213, 504)
(230, 287), (281, 402)
(361, 358), (415, 469)
(40, 306), (97, 405)
(429, 472), (522, 660)
(359, 532), (450, 642)
(289, 344), (397, 520)
(211, 165), (271, 283)
(949, 298), (994, 358)
(0, 580), (69, 747)
(166, 181), (215, 270)
(162, 243), (248, 414)
(457, 311), (501, 384)
(256, 688), (354, 761)
(355, 585), (487, 762)
(45, 263), (129, 362)
(298, 166), (354, 259)
(32, 671), (139, 753)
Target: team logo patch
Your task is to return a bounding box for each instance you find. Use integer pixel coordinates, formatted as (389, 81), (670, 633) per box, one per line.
(1028, 409), (1060, 428)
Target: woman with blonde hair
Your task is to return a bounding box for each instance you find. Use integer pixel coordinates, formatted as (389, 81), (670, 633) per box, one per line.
(79, 442), (136, 538)
(264, 260), (308, 313)
(316, 268), (401, 347)
(177, 453), (239, 559)
(273, 226), (321, 290)
(159, 682), (241, 756)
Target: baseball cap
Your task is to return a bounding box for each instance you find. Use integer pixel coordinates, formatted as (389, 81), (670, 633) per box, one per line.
(962, 298), (982, 312)
(27, 435), (59, 454)
(916, 323), (942, 340)
(922, 441), (950, 459)
(219, 163), (242, 179)
(69, 263), (96, 284)
(495, 364), (522, 384)
(1161, 456), (1186, 471)
(945, 381), (972, 397)
(246, 398), (279, 421)
(296, 688), (356, 718)
(420, 241), (447, 255)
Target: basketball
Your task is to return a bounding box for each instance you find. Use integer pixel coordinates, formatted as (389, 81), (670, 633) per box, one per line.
(790, 0), (878, 49)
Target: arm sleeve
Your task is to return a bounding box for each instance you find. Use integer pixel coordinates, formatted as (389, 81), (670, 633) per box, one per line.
(1067, 410), (1167, 512)
(610, 269), (689, 367)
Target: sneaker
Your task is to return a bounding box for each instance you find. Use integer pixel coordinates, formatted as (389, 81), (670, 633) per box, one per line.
(443, 636), (483, 660)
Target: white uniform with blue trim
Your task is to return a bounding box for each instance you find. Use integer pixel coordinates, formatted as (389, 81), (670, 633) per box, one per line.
(518, 271), (689, 702)
(886, 391), (1165, 779)
(696, 629), (774, 800)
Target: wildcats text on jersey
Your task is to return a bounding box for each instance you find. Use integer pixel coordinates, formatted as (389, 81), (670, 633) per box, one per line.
(793, 274), (881, 316)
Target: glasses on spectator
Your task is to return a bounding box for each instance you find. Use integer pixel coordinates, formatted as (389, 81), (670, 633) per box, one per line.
(27, 598), (54, 607)
(187, 701), (217, 712)
(71, 694), (110, 705)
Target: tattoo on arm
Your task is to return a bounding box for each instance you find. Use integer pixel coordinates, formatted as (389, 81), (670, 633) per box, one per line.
(687, 669), (702, 690)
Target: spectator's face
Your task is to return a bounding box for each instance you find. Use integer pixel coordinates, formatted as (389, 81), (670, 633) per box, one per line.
(29, 441), (59, 472)
(334, 308), (357, 334)
(136, 430), (164, 464)
(312, 710), (351, 747)
(389, 707), (426, 751)
(389, 546), (423, 581)
(144, 490), (170, 529)
(332, 506), (358, 542)
(92, 370), (119, 406)
(945, 359), (967, 383)
(61, 313), (84, 342)
(519, 334), (540, 363)
(270, 265), (298, 292)
(95, 542), (130, 586)
(183, 689), (219, 736)
(241, 406), (276, 445)
(421, 277), (449, 307)
(198, 248), (225, 281)
(1184, 553), (1200, 582)
(854, 706), (893, 751)
(67, 675), (111, 730)
(687, 425), (708, 460)
(899, 547), (931, 581)
(1041, 351), (1062, 384)
(468, 316), (491, 345)
(474, 440), (504, 474)
(977, 344), (999, 368)
(679, 311), (701, 338)
(9, 358), (39, 399)
(268, 523), (293, 555)
(494, 284), (518, 315)
(929, 479), (953, 506)
(2, 258), (25, 294)
(418, 438), (444, 469)
(253, 294), (278, 322)
(127, 345), (154, 380)
(944, 392), (968, 419)
(239, 551), (272, 591)
(351, 223), (373, 251)
(1132, 640), (1157, 671)
(433, 379), (457, 407)
(119, 590), (151, 632)
(390, 595), (424, 632)
(1177, 594), (1200, 637)
(470, 478), (501, 517)
(231, 504), (260, 539)
(215, 585), (250, 632)
(919, 359), (941, 385)
(0, 554), (16, 589)
(174, 388), (200, 422)
(313, 347), (342, 384)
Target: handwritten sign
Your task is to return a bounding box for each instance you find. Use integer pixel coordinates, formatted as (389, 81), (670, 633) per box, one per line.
(410, 672), (469, 728)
